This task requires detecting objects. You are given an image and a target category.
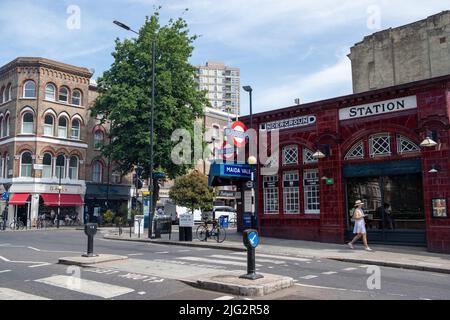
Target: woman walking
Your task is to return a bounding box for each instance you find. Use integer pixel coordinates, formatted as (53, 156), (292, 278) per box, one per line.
(348, 200), (372, 251)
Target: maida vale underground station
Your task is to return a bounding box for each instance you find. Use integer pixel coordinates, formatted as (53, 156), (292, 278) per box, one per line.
(209, 74), (450, 253)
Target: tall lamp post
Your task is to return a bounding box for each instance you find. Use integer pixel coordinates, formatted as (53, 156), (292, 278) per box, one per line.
(57, 166), (62, 229)
(243, 85), (257, 230)
(113, 20), (156, 238)
(2, 182), (12, 231)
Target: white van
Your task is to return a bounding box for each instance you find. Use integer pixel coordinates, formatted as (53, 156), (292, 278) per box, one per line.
(164, 201), (202, 224)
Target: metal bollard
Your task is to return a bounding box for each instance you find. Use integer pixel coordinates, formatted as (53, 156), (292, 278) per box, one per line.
(82, 223), (98, 257)
(239, 229), (263, 280)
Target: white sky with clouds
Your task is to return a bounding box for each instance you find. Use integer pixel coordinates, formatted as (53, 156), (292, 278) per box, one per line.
(0, 0), (449, 115)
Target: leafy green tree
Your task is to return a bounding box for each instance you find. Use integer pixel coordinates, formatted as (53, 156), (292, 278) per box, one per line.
(169, 171), (214, 216)
(91, 11), (208, 213)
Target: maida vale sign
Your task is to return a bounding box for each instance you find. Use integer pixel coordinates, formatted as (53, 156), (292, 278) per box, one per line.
(260, 115), (316, 131)
(339, 96), (417, 121)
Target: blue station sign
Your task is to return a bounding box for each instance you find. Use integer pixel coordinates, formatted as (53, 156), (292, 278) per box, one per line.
(222, 164), (252, 178)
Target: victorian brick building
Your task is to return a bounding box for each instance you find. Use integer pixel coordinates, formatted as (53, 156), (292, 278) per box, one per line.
(237, 74), (450, 253)
(0, 57), (132, 226)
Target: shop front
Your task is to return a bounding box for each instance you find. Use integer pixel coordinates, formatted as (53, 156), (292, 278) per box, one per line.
(84, 183), (131, 223)
(238, 75), (450, 253)
(6, 183), (85, 227)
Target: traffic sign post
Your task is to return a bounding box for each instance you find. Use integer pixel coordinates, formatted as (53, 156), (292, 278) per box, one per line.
(240, 229), (263, 280)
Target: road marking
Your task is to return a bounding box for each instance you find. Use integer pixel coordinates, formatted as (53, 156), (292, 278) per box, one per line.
(359, 265), (371, 268)
(35, 275), (135, 299)
(29, 263), (52, 268)
(387, 293), (406, 297)
(177, 250), (191, 252)
(155, 251), (169, 254)
(295, 283), (347, 291)
(268, 266), (274, 269)
(342, 267), (357, 271)
(178, 256), (260, 267)
(215, 295), (235, 300)
(0, 288), (50, 300)
(321, 271), (338, 275)
(300, 275), (318, 280)
(232, 252), (310, 262)
(419, 298), (432, 300)
(27, 246), (41, 251)
(209, 254), (285, 265)
(138, 291), (146, 295)
(0, 244), (11, 247)
(0, 270), (11, 274)
(0, 256), (11, 262)
(127, 253), (144, 256)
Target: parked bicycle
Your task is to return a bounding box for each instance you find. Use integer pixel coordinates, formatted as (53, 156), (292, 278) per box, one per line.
(196, 219), (226, 243)
(0, 218), (5, 231)
(9, 218), (25, 230)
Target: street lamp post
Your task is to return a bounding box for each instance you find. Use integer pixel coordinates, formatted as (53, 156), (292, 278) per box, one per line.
(113, 20), (156, 238)
(243, 85), (257, 230)
(57, 166), (62, 229)
(2, 183), (12, 231)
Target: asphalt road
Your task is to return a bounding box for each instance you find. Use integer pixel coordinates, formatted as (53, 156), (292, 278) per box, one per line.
(0, 229), (449, 300)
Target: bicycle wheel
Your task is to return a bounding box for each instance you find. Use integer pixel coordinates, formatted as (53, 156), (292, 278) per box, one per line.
(9, 221), (17, 230)
(215, 227), (226, 243)
(18, 221), (25, 230)
(196, 225), (208, 241)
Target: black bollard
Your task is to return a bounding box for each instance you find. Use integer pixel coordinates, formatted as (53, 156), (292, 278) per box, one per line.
(239, 229), (263, 280)
(82, 223), (98, 257)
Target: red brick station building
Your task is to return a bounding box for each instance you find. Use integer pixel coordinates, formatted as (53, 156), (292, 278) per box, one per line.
(211, 75), (450, 253)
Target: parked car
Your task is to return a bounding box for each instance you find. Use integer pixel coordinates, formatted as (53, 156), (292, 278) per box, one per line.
(164, 201), (203, 224)
(212, 206), (236, 223)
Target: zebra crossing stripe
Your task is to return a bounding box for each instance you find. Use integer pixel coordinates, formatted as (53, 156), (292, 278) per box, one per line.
(177, 256), (261, 267)
(231, 252), (310, 262)
(214, 295), (235, 300)
(34, 275), (134, 299)
(301, 275), (318, 280)
(209, 254), (285, 265)
(321, 271), (338, 275)
(0, 288), (50, 300)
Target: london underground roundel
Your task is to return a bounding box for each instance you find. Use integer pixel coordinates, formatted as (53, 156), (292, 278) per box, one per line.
(218, 141), (235, 160)
(229, 121), (247, 147)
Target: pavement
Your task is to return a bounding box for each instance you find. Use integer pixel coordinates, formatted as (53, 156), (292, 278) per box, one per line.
(104, 226), (450, 274)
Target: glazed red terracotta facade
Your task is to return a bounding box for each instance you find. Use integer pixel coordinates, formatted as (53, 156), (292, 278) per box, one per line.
(238, 75), (450, 253)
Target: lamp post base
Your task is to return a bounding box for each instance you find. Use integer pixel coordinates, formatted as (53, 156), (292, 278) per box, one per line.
(82, 253), (99, 258)
(239, 273), (264, 280)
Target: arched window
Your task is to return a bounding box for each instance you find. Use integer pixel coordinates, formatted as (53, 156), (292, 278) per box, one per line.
(0, 87), (4, 103)
(59, 86), (69, 103)
(58, 117), (67, 138)
(5, 84), (11, 101)
(20, 152), (33, 177)
(4, 114), (9, 137)
(45, 83), (56, 101)
(345, 141), (365, 160)
(282, 145), (298, 165)
(42, 153), (53, 178)
(94, 130), (104, 149)
(0, 116), (3, 138)
(92, 161), (102, 183)
(69, 156), (78, 180)
(72, 89), (82, 106)
(56, 154), (65, 179)
(22, 112), (34, 134)
(23, 80), (36, 98)
(44, 115), (54, 136)
(0, 155), (3, 179)
(71, 119), (80, 140)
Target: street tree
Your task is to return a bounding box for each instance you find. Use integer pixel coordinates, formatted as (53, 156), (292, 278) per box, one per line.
(91, 10), (208, 212)
(169, 171), (214, 216)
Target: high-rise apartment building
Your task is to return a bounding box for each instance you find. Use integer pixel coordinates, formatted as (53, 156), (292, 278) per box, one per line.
(195, 61), (241, 115)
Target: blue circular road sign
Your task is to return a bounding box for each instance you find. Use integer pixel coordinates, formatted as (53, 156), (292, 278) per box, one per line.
(247, 230), (259, 248)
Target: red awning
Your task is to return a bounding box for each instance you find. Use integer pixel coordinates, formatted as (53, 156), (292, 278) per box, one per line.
(41, 194), (84, 207)
(8, 193), (30, 205)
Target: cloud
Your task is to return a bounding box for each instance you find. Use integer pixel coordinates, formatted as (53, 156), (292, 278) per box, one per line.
(253, 56), (353, 113)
